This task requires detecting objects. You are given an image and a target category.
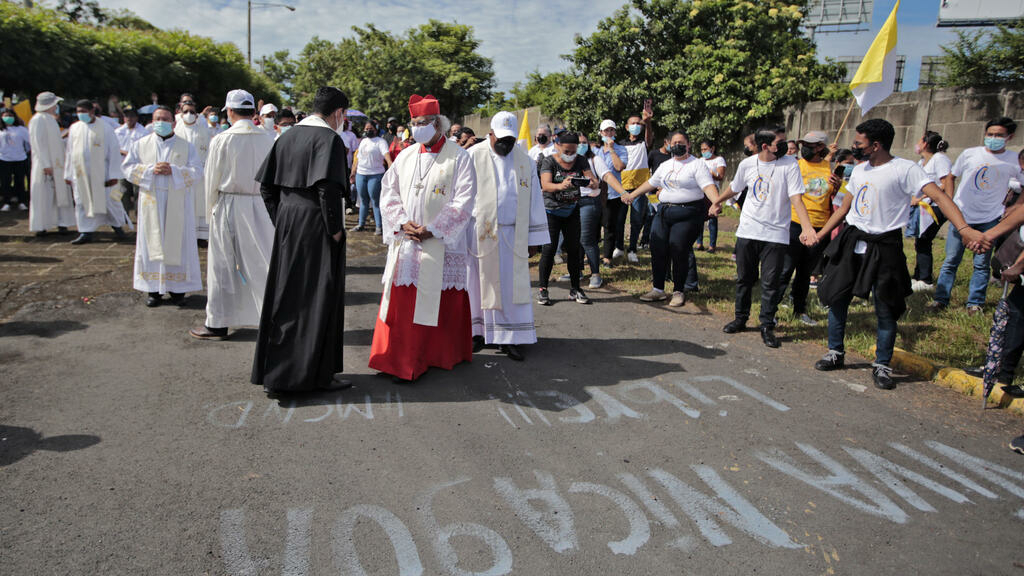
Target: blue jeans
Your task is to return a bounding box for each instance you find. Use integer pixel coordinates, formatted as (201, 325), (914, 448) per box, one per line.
(628, 193), (652, 251)
(934, 218), (1000, 307)
(355, 173), (383, 229)
(905, 204), (919, 237)
(578, 196), (602, 275)
(698, 217), (718, 248)
(827, 286), (898, 365)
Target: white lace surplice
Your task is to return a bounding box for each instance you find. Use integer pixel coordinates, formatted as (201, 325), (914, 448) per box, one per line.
(379, 146), (476, 291)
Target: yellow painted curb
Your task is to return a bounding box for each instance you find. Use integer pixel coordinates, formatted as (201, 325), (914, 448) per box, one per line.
(871, 346), (1024, 415)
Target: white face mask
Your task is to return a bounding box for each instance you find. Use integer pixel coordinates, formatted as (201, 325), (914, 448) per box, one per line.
(411, 123), (437, 144)
(182, 112), (197, 124)
(263, 117), (275, 130)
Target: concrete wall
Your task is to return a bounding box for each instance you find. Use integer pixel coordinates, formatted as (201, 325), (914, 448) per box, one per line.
(784, 88), (1024, 161)
(459, 106), (560, 143)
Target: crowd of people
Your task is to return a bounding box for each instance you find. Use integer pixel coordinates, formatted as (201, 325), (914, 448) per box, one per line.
(6, 87), (1024, 403)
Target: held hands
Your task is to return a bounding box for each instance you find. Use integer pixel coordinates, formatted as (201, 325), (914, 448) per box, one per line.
(708, 203), (722, 218)
(799, 229), (819, 247)
(153, 162), (172, 176)
(962, 227), (992, 252)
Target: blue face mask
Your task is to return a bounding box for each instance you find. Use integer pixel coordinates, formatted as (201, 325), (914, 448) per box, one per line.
(209, 115), (219, 124)
(985, 136), (1007, 151)
(577, 143), (589, 156)
(842, 164), (854, 178)
(701, 151), (712, 159)
(2, 116), (14, 125)
(152, 121), (173, 137)
(77, 113), (91, 123)
(627, 124), (643, 136)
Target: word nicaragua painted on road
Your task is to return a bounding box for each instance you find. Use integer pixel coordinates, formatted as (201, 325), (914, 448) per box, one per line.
(205, 375), (786, 429)
(219, 439), (1024, 576)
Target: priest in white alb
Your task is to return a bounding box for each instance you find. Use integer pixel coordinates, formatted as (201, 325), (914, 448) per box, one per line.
(122, 106), (203, 307)
(467, 111), (549, 361)
(369, 94), (477, 382)
(64, 99), (133, 245)
(174, 100), (212, 242)
(189, 89), (275, 341)
(28, 91), (74, 236)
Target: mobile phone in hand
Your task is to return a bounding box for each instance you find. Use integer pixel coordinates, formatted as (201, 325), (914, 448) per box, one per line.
(643, 99), (653, 114)
(570, 177), (590, 187)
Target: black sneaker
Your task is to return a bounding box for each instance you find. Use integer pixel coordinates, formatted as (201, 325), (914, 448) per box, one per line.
(814, 350), (845, 371)
(472, 335), (485, 353)
(1011, 435), (1024, 455)
(537, 288), (551, 306)
(570, 288), (591, 304)
(760, 325), (781, 348)
(722, 318), (746, 334)
(872, 363), (895, 390)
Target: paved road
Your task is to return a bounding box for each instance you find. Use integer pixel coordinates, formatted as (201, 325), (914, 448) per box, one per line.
(1, 250), (1023, 575)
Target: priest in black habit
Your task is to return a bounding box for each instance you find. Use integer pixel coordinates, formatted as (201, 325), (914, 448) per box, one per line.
(251, 87), (351, 395)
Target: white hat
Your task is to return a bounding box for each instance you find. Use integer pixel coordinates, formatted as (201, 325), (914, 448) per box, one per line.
(599, 119), (616, 131)
(35, 91), (62, 112)
(260, 103), (278, 116)
(223, 89), (256, 111)
(490, 111), (517, 139)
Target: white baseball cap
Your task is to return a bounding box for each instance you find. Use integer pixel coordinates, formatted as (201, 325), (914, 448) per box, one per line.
(491, 111), (517, 139)
(260, 103), (278, 116)
(223, 89), (256, 111)
(599, 119), (616, 131)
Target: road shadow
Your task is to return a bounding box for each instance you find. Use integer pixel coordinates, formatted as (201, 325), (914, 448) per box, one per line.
(0, 320), (88, 338)
(0, 425), (101, 466)
(0, 254), (62, 264)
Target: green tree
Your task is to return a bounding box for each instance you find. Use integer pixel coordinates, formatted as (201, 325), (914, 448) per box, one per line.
(552, 0), (843, 145)
(260, 49), (298, 104)
(0, 4), (279, 109)
(292, 20), (494, 119)
(941, 19), (1024, 88)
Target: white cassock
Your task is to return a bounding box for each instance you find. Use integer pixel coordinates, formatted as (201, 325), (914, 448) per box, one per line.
(114, 123), (149, 154)
(64, 119), (133, 233)
(28, 112), (75, 231)
(174, 119), (212, 240)
(122, 133), (203, 295)
(467, 141), (548, 344)
(203, 119), (275, 328)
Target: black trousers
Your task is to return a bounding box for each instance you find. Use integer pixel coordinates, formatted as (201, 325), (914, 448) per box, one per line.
(734, 237), (787, 327)
(603, 199), (625, 259)
(0, 159), (27, 204)
(912, 204), (947, 283)
(651, 202), (703, 292)
(1001, 284), (1024, 382)
(539, 207), (582, 290)
(777, 222), (829, 314)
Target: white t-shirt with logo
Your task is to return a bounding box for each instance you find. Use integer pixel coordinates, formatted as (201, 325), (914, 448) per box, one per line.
(649, 155), (715, 204)
(951, 146), (1024, 224)
(845, 157), (933, 234)
(355, 137), (390, 175)
(730, 155), (805, 244)
(701, 155), (727, 178)
(917, 152), (952, 203)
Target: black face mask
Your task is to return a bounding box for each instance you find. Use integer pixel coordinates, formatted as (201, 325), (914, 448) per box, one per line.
(851, 144), (870, 161)
(773, 140), (788, 158)
(800, 145), (821, 161)
(670, 143), (688, 157)
(362, 129), (377, 139)
(493, 137), (515, 157)
(536, 134), (549, 145)
(743, 147), (755, 156)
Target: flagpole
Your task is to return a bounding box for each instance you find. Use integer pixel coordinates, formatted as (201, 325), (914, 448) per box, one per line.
(836, 98), (856, 142)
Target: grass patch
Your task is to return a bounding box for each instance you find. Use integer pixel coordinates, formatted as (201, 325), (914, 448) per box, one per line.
(539, 211), (1022, 385)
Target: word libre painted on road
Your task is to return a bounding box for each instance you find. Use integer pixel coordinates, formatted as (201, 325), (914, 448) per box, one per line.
(205, 375), (786, 429)
(220, 439), (1024, 576)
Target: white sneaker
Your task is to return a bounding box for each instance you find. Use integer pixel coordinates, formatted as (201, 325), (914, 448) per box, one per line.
(0, 204), (9, 212)
(17, 203), (28, 211)
(554, 254), (564, 264)
(589, 274), (603, 289)
(612, 248), (625, 260)
(627, 251), (639, 263)
(558, 273), (571, 282)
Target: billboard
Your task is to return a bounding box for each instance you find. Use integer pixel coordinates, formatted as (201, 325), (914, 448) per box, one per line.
(804, 0), (874, 32)
(937, 0), (1024, 27)
(836, 55), (907, 92)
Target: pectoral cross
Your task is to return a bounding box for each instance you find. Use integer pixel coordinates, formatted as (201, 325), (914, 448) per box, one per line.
(414, 182), (425, 192)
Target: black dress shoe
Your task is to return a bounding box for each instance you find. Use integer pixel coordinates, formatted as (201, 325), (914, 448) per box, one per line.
(500, 344), (524, 361)
(70, 233), (93, 245)
(872, 364), (895, 390)
(722, 318), (746, 334)
(58, 226), (70, 235)
(760, 325), (781, 348)
(472, 335), (485, 353)
(112, 226), (126, 238)
(35, 230), (47, 237)
(145, 293), (162, 307)
(197, 239), (208, 249)
(189, 325), (229, 340)
(168, 292), (186, 306)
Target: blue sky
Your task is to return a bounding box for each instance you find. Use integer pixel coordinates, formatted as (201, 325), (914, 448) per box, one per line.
(100, 0), (998, 94)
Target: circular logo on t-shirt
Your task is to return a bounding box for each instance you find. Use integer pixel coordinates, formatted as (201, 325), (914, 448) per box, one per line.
(973, 165), (991, 190)
(752, 175), (769, 202)
(805, 176), (829, 198)
(853, 183), (872, 217)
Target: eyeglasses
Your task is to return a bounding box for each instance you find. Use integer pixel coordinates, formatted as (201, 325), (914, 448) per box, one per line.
(409, 118), (435, 127)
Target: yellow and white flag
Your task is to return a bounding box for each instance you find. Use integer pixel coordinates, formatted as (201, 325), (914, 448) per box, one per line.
(517, 110), (532, 150)
(849, 0), (900, 115)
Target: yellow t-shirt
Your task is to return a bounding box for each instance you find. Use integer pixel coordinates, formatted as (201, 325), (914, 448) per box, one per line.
(792, 158), (833, 227)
